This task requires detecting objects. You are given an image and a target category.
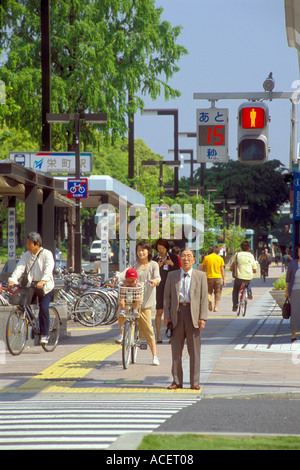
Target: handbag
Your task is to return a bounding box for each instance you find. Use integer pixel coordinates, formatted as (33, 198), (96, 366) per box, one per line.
(19, 270), (29, 288)
(282, 299), (291, 319)
(231, 254), (238, 279)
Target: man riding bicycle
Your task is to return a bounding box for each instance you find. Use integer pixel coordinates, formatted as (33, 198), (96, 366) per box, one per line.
(8, 232), (55, 345)
(231, 240), (257, 312)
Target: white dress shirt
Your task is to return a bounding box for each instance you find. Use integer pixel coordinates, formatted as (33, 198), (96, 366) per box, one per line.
(179, 268), (193, 303)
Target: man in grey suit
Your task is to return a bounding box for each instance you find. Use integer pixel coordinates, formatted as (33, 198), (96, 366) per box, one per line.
(163, 248), (208, 390)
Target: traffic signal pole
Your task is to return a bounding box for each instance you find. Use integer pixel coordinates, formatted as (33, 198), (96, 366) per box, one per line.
(194, 90), (300, 252)
(193, 91), (298, 168)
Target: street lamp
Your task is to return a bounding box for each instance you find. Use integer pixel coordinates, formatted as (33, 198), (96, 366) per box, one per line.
(141, 109), (179, 197)
(169, 148), (198, 187)
(213, 198), (236, 246)
(141, 160), (181, 202)
(178, 131), (207, 196)
(231, 205), (249, 226)
(46, 112), (108, 273)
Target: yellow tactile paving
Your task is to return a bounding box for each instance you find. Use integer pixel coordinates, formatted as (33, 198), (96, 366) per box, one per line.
(65, 387), (202, 394)
(13, 338), (121, 393)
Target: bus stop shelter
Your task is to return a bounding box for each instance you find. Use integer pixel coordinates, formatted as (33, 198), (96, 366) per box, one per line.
(0, 160), (74, 272)
(55, 175), (146, 274)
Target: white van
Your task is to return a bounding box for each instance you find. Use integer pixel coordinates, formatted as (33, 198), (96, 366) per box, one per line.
(89, 240), (113, 262)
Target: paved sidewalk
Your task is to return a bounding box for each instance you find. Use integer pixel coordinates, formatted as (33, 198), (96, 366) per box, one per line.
(1, 265), (299, 398)
(198, 265), (300, 398)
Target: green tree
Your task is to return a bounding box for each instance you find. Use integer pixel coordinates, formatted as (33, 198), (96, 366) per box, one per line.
(0, 0), (187, 148)
(192, 159), (290, 232)
(0, 123), (39, 160)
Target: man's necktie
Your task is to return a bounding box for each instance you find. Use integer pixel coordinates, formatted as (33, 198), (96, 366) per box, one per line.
(183, 273), (188, 301)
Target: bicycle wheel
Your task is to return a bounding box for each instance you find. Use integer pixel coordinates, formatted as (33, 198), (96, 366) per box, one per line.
(74, 292), (109, 326)
(242, 294), (248, 317)
(6, 307), (28, 356)
(122, 321), (133, 369)
(262, 268), (266, 282)
(131, 322), (139, 364)
(237, 289), (243, 317)
(42, 306), (60, 352)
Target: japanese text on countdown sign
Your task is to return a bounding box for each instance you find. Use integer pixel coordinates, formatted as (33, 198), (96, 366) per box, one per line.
(196, 108), (228, 163)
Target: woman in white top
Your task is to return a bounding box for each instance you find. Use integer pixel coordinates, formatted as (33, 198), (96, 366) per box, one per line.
(8, 232), (55, 345)
(116, 241), (161, 365)
(286, 245), (300, 342)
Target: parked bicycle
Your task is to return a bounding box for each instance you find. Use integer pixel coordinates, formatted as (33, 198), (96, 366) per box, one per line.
(0, 282), (9, 306)
(118, 282), (147, 369)
(57, 273), (118, 326)
(6, 283), (60, 356)
(237, 281), (250, 317)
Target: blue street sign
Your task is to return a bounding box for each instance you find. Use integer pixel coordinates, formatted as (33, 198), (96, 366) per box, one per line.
(293, 172), (300, 221)
(293, 172), (300, 257)
(67, 178), (88, 199)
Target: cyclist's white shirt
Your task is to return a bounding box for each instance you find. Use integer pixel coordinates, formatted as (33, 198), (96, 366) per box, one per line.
(235, 251), (257, 280)
(9, 248), (55, 294)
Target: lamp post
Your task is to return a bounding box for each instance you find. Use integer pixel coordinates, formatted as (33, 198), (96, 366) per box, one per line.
(169, 148), (198, 187)
(178, 131), (206, 196)
(213, 198), (236, 247)
(141, 109), (179, 197)
(46, 112), (108, 273)
(231, 205), (249, 226)
(141, 160), (181, 202)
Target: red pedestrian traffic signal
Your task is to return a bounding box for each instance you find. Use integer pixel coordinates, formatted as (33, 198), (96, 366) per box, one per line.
(240, 106), (265, 129)
(238, 102), (269, 164)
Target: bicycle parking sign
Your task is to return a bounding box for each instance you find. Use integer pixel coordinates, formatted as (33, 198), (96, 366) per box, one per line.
(67, 178), (88, 198)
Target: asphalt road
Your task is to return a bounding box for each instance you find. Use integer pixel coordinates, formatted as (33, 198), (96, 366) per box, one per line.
(155, 397), (300, 435)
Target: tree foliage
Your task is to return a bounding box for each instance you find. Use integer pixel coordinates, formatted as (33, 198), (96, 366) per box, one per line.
(189, 159), (290, 232)
(0, 0), (187, 148)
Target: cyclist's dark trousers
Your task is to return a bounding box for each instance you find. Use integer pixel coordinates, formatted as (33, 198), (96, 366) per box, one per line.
(232, 279), (250, 309)
(31, 289), (53, 336)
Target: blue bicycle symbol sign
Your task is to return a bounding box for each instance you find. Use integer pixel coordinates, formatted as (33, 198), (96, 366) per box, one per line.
(67, 178), (88, 198)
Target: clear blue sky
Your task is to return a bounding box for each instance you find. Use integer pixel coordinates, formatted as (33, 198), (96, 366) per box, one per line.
(134, 0), (299, 178)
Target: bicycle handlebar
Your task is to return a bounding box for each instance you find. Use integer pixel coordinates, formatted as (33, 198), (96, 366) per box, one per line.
(8, 281), (38, 291)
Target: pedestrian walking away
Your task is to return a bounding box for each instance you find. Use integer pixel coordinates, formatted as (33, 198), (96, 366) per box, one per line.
(163, 248), (208, 390)
(258, 250), (271, 278)
(285, 244), (300, 343)
(8, 232), (55, 345)
(202, 245), (225, 312)
(153, 238), (180, 343)
(231, 240), (257, 312)
(116, 241), (161, 366)
(282, 248), (292, 272)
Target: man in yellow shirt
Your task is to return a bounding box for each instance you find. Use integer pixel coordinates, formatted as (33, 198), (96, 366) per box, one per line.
(202, 246), (226, 312)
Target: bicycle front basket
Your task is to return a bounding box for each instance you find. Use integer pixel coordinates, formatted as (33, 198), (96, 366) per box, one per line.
(118, 284), (144, 305)
(8, 286), (29, 306)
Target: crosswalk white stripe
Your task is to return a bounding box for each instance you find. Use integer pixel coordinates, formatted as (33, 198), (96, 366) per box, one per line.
(0, 418), (168, 424)
(0, 399), (198, 449)
(0, 401), (195, 409)
(0, 410), (176, 416)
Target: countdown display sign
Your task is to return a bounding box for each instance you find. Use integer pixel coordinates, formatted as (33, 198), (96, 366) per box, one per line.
(196, 108), (228, 163)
